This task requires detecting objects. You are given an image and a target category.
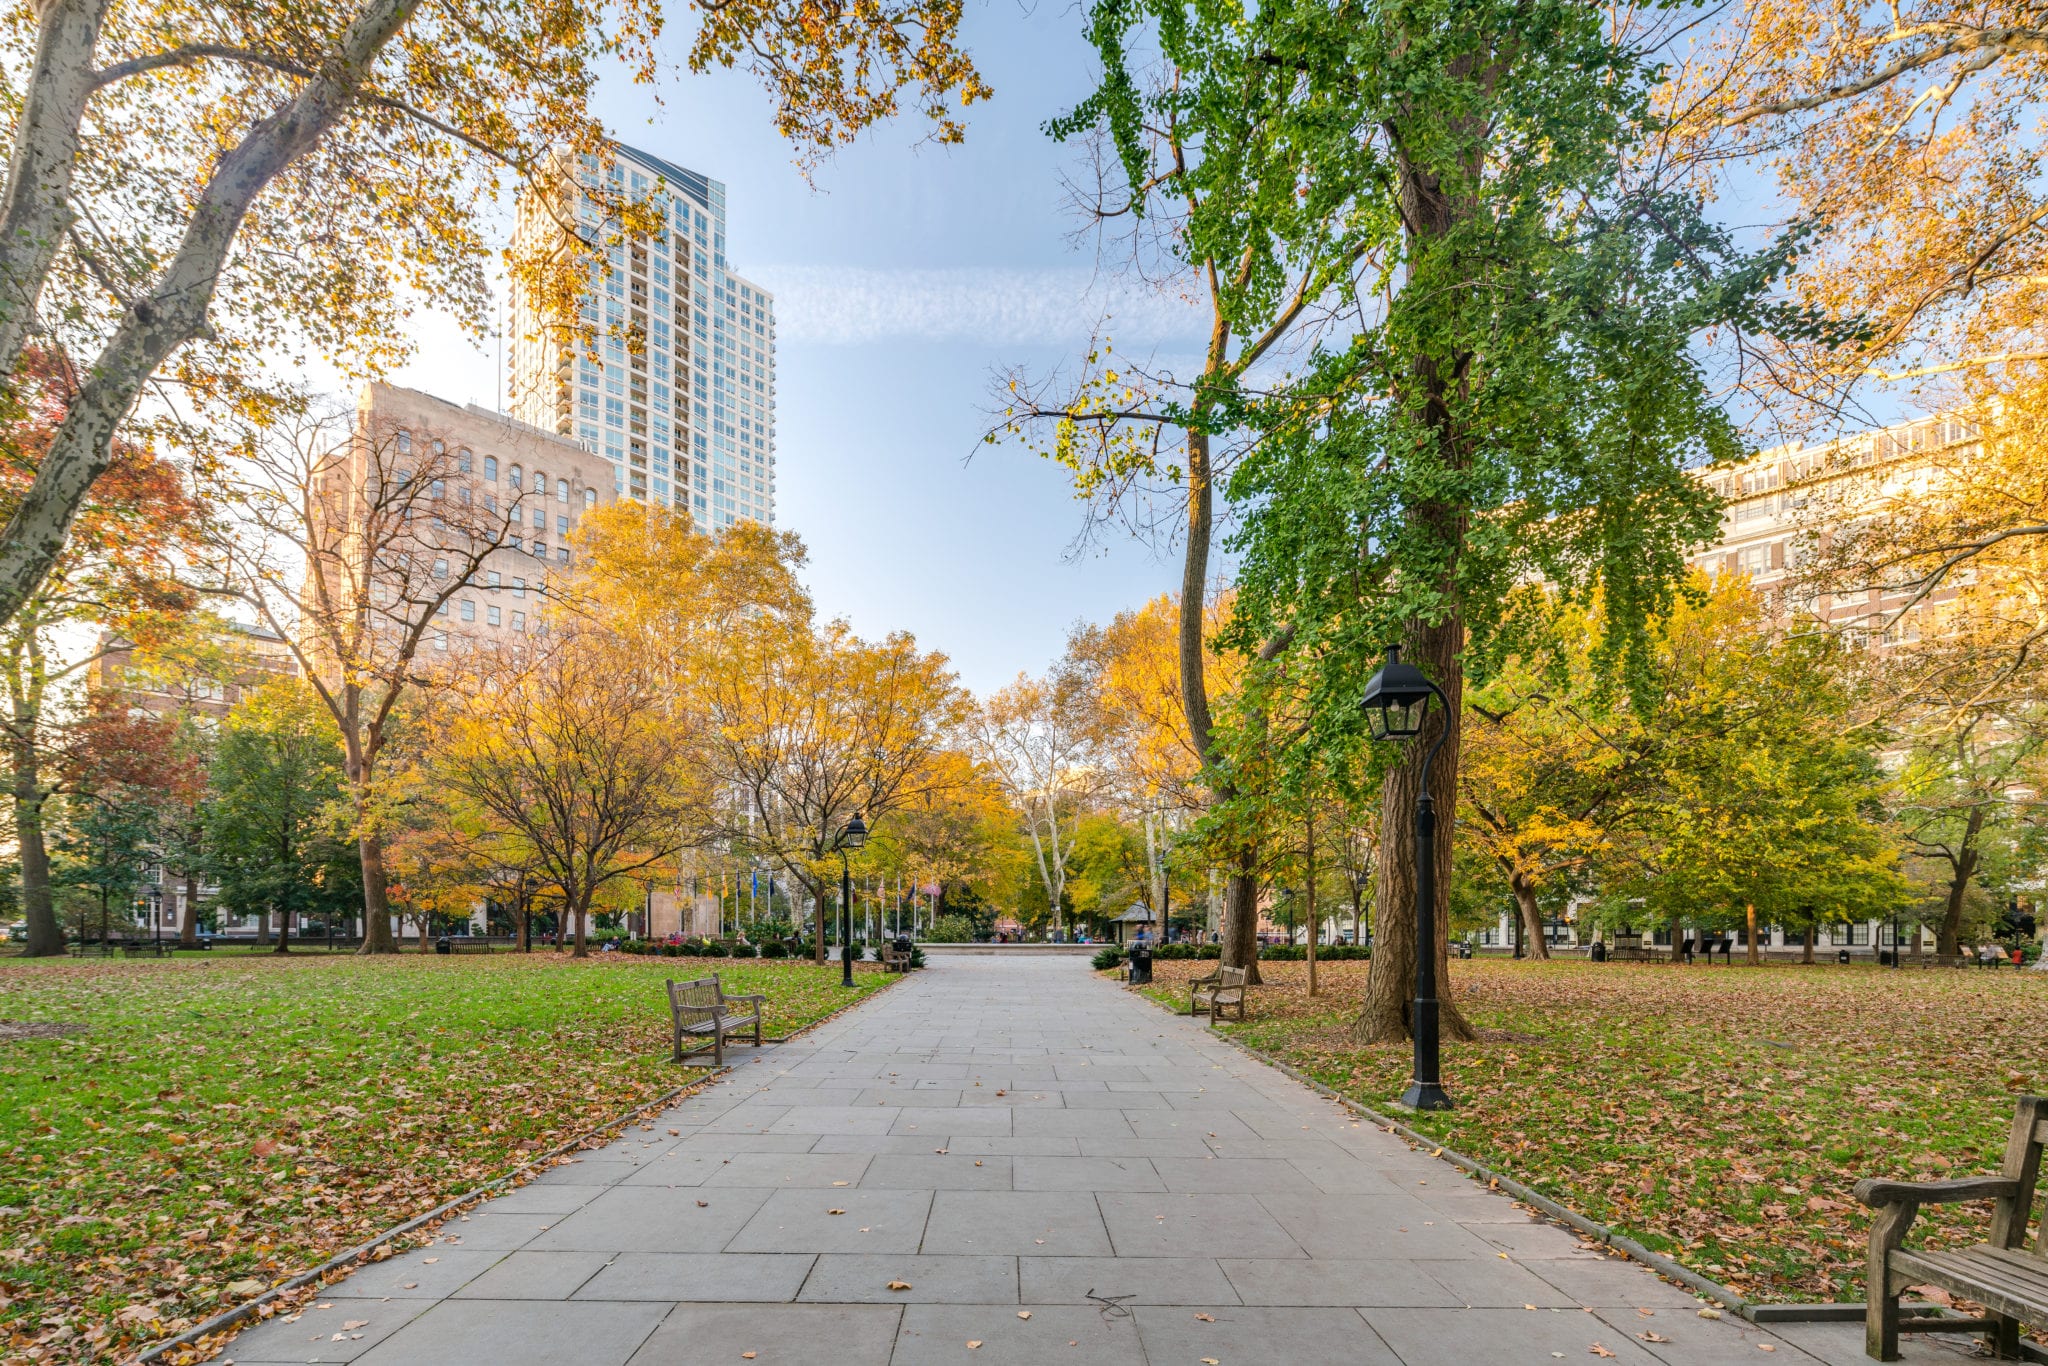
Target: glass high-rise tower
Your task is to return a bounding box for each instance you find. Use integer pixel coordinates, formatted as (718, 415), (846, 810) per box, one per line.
(508, 143), (776, 530)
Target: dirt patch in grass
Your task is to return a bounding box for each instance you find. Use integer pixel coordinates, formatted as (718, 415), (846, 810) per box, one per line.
(0, 1021), (85, 1044)
(1134, 956), (2048, 1305)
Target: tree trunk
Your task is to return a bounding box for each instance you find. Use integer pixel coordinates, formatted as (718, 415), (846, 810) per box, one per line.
(356, 827), (397, 953)
(14, 744), (61, 956)
(1304, 813), (1318, 998)
(1220, 866), (1262, 984)
(1937, 806), (1984, 955)
(1801, 924), (1815, 964)
(179, 871), (199, 947)
(256, 904), (271, 946)
(812, 877), (829, 964)
(1356, 618), (1473, 1044)
(572, 892), (589, 959)
(1668, 915), (1684, 964)
(1509, 872), (1549, 961)
(1745, 903), (1759, 966)
(273, 908), (292, 954)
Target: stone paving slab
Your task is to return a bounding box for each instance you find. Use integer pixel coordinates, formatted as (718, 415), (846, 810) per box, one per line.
(209, 955), (1974, 1365)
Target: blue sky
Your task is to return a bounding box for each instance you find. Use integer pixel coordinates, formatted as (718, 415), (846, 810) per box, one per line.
(383, 1), (1209, 697)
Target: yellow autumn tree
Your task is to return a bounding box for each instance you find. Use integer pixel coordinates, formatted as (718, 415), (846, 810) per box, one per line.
(0, 0), (987, 637)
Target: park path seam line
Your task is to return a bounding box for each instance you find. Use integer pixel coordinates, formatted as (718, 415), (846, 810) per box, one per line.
(131, 973), (903, 1366)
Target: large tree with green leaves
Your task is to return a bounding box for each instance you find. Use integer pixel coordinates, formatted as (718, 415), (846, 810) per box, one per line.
(1020, 0), (1814, 1040)
(203, 677), (359, 951)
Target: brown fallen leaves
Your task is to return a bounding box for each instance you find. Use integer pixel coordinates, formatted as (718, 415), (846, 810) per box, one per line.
(0, 953), (895, 1364)
(1141, 958), (2048, 1306)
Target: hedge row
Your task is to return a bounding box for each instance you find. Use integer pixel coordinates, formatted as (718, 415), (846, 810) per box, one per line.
(1092, 942), (1371, 970)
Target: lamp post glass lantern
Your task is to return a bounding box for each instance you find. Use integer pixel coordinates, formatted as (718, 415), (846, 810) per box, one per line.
(1360, 644), (1455, 1112)
(839, 813), (868, 987)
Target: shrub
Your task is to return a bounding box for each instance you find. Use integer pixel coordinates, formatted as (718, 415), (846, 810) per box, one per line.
(908, 946), (926, 969)
(760, 939), (789, 959)
(1091, 945), (1126, 971)
(925, 915), (976, 944)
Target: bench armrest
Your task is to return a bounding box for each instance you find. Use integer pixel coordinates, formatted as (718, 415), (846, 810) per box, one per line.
(725, 993), (766, 1007)
(1852, 1175), (2020, 1207)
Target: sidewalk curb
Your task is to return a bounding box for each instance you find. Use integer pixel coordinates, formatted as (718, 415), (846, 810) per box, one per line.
(132, 973), (902, 1365)
(1135, 984), (1753, 1313)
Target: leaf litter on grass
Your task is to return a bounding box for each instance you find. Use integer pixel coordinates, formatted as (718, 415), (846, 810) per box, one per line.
(1135, 957), (2048, 1306)
(0, 952), (894, 1363)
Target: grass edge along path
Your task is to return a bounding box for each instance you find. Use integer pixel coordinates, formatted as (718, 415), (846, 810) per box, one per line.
(142, 968), (894, 1366)
(0, 954), (898, 1365)
(1126, 957), (2048, 1309)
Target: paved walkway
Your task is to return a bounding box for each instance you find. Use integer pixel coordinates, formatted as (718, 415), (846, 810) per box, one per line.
(212, 956), (1955, 1365)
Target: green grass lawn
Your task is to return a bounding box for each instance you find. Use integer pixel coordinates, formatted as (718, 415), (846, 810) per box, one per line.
(0, 952), (892, 1363)
(1138, 957), (2048, 1306)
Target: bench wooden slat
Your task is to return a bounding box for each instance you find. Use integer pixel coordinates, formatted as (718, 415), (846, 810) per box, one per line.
(1862, 1095), (2047, 1361)
(665, 975), (764, 1066)
(1892, 1247), (2048, 1324)
(1191, 966), (1248, 1024)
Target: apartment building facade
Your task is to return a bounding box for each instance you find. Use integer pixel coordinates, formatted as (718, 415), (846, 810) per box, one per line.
(351, 383), (615, 658)
(507, 143), (777, 531)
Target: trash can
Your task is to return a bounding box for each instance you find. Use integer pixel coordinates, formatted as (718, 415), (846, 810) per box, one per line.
(1126, 943), (1154, 986)
(1590, 941), (1608, 963)
(1836, 948), (1851, 965)
(435, 935), (451, 956)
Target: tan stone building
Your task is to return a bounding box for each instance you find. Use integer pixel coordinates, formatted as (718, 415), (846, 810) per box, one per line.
(350, 383), (617, 658)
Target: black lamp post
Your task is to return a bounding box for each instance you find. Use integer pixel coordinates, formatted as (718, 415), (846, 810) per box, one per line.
(838, 813), (868, 988)
(1360, 644), (1454, 1112)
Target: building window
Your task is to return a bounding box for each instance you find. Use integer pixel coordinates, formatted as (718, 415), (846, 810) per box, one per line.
(430, 479), (445, 500)
(432, 557), (448, 579)
(433, 631), (447, 651)
(556, 478), (569, 503)
(484, 455), (498, 481)
(532, 469), (547, 493)
(487, 605), (501, 626)
(509, 462), (522, 487)
(488, 571), (501, 589)
(458, 448), (473, 473)
(556, 514), (569, 536)
(396, 430), (412, 454)
(510, 611), (525, 632)
(460, 600), (475, 622)
(557, 547), (569, 564)
(513, 578), (526, 599)
(583, 488), (597, 509)
(533, 541), (547, 559)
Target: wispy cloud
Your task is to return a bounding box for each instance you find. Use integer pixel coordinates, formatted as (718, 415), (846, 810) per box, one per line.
(744, 265), (1208, 347)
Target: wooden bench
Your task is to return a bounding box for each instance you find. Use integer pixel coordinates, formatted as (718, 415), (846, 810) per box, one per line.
(665, 975), (765, 1066)
(1191, 966), (1248, 1023)
(880, 944), (913, 973)
(1856, 1094), (2046, 1360)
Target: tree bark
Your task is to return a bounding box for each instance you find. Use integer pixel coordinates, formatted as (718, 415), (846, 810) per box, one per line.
(1304, 811), (1318, 997)
(273, 909), (292, 954)
(1509, 872), (1549, 961)
(15, 755), (58, 956)
(256, 905), (271, 947)
(1745, 903), (1759, 965)
(0, 0), (109, 376)
(1356, 618), (1474, 1043)
(1936, 805), (1984, 955)
(0, 0), (426, 633)
(357, 827), (397, 953)
(1801, 924), (1815, 964)
(178, 871), (199, 947)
